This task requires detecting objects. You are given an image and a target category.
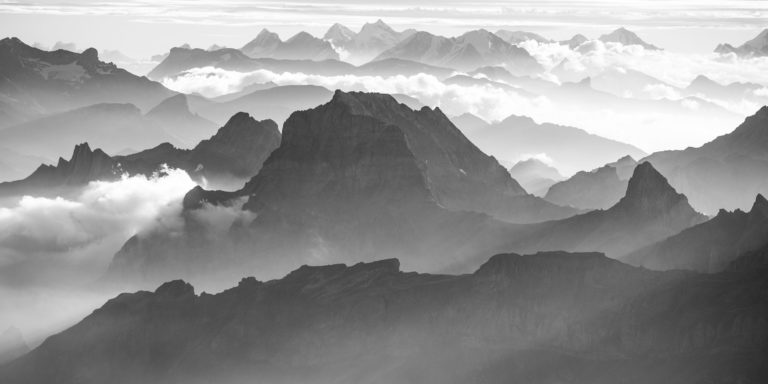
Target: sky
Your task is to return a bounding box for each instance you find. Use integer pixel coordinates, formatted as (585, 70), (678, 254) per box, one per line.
(0, 0), (766, 59)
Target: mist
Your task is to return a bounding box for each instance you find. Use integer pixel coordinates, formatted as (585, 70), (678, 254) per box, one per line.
(0, 167), (196, 344)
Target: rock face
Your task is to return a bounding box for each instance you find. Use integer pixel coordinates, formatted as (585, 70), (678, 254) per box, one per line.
(5, 251), (768, 384)
(0, 37), (173, 127)
(499, 162), (707, 260)
(241, 29), (340, 61)
(642, 106), (768, 214)
(624, 194), (768, 272)
(598, 27), (661, 50)
(714, 28), (768, 57)
(374, 29), (542, 74)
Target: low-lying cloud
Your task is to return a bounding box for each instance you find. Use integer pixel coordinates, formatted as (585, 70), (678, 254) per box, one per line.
(0, 168), (196, 344)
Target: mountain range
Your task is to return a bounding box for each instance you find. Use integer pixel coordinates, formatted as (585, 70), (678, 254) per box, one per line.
(0, 38), (173, 128)
(105, 92), (712, 289)
(241, 29), (339, 61)
(373, 29), (543, 74)
(453, 113), (646, 175)
(715, 28), (768, 57)
(5, 247), (768, 383)
(0, 112), (280, 197)
(624, 194), (768, 272)
(643, 106), (768, 213)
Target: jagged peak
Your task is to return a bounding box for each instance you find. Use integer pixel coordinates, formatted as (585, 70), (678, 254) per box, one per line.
(617, 162), (689, 213)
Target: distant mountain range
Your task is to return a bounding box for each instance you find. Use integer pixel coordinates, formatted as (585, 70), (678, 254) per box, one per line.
(0, 112), (280, 197)
(241, 29), (339, 61)
(643, 106), (768, 214)
(0, 37), (174, 128)
(6, 247), (768, 383)
(598, 27), (661, 50)
(452, 113), (646, 175)
(373, 29), (542, 74)
(0, 94), (217, 162)
(715, 28), (768, 57)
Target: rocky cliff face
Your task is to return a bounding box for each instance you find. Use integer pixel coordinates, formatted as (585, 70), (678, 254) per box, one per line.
(5, 251), (768, 384)
(624, 194), (768, 272)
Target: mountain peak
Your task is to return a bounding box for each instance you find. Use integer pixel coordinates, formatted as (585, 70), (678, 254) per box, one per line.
(751, 193), (768, 216)
(599, 27), (660, 50)
(617, 162), (690, 214)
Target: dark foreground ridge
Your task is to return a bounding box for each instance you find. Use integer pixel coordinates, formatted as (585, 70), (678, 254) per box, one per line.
(4, 250), (768, 384)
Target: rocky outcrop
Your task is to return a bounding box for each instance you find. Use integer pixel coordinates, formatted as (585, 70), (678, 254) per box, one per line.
(624, 194), (768, 272)
(6, 250), (768, 384)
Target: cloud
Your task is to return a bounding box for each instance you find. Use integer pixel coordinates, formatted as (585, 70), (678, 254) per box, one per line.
(162, 67), (546, 123)
(0, 167), (197, 345)
(520, 39), (768, 87)
(0, 167), (195, 274)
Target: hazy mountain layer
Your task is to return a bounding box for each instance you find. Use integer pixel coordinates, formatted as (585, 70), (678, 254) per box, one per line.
(5, 249), (768, 384)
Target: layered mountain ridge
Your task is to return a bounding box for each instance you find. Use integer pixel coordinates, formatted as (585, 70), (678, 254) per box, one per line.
(5, 248), (768, 383)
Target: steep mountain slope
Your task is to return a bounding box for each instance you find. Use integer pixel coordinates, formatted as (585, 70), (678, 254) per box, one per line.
(456, 114), (645, 175)
(374, 29), (542, 74)
(714, 28), (768, 57)
(642, 106), (768, 213)
(624, 194), (768, 272)
(241, 29), (339, 61)
(0, 37), (173, 126)
(545, 156), (637, 210)
(5, 250), (768, 384)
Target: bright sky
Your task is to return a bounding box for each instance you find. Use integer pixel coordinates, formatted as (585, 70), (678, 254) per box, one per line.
(0, 0), (766, 59)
